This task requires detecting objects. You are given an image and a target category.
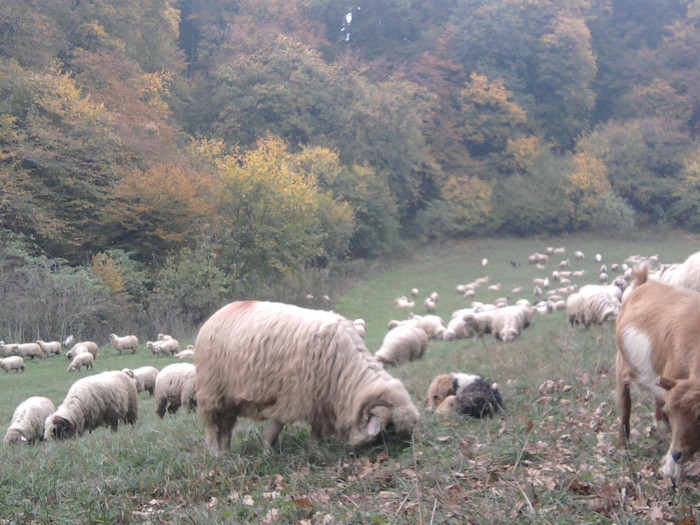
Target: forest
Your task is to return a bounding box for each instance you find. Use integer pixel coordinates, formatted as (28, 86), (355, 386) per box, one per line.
(2, 0), (700, 339)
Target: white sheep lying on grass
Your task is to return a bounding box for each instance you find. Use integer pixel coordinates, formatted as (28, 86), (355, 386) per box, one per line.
(0, 356), (25, 373)
(109, 334), (138, 355)
(374, 324), (428, 367)
(154, 363), (197, 417)
(68, 352), (94, 372)
(3, 396), (55, 444)
(174, 349), (195, 359)
(44, 370), (138, 440)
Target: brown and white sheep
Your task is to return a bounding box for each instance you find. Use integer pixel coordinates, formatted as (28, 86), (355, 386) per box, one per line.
(154, 363), (196, 417)
(426, 373), (504, 417)
(3, 396), (55, 444)
(44, 371), (138, 440)
(194, 301), (420, 453)
(616, 264), (700, 477)
(109, 333), (138, 355)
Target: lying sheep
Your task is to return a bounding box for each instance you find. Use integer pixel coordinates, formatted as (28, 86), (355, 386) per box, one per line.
(195, 301), (420, 453)
(426, 373), (504, 417)
(66, 342), (98, 361)
(68, 352), (94, 372)
(36, 340), (62, 357)
(44, 370), (138, 439)
(0, 356), (25, 373)
(174, 349), (195, 359)
(109, 334), (138, 355)
(154, 363), (197, 418)
(122, 366), (159, 395)
(394, 296), (415, 308)
(3, 396), (55, 444)
(407, 314), (446, 339)
(375, 324), (429, 366)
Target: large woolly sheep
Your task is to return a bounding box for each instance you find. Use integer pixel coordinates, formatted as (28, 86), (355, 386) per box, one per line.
(109, 334), (138, 355)
(194, 301), (420, 453)
(375, 324), (429, 367)
(44, 370), (138, 440)
(426, 373), (503, 417)
(0, 356), (25, 373)
(154, 363), (197, 417)
(566, 293), (585, 326)
(122, 366), (159, 395)
(491, 304), (530, 342)
(68, 352), (94, 372)
(66, 341), (98, 361)
(36, 340), (62, 357)
(4, 396), (55, 444)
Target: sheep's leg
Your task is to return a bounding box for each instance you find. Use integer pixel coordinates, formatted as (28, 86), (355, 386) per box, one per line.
(263, 420), (284, 450)
(205, 416), (237, 454)
(654, 398), (670, 435)
(155, 397), (169, 419)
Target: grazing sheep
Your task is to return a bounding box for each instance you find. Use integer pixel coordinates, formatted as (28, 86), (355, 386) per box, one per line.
(0, 341), (18, 357)
(11, 343), (43, 360)
(154, 363), (197, 418)
(109, 334), (139, 355)
(44, 371), (138, 440)
(407, 314), (446, 339)
(375, 324), (429, 366)
(410, 288), (419, 297)
(595, 253), (603, 263)
(463, 310), (495, 337)
(426, 373), (503, 417)
(394, 296), (415, 309)
(0, 356), (25, 373)
(566, 293), (585, 326)
(652, 251), (700, 292)
(492, 304), (530, 342)
(528, 252), (549, 264)
(147, 337), (179, 357)
(66, 342), (98, 361)
(68, 352), (94, 372)
(36, 340), (62, 357)
(481, 258), (488, 267)
(574, 250), (585, 259)
(430, 291), (439, 302)
(4, 397), (55, 444)
(424, 297), (436, 312)
(442, 316), (474, 341)
(123, 366), (159, 395)
(194, 301), (420, 453)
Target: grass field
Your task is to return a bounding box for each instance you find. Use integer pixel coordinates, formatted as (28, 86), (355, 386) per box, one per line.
(2, 235), (700, 524)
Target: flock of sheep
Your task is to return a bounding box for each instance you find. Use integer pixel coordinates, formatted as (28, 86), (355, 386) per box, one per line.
(3, 245), (700, 480)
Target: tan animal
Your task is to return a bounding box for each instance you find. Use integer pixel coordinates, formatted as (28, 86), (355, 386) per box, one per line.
(616, 264), (700, 477)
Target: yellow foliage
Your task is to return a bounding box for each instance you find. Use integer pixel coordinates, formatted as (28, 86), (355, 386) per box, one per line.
(443, 175), (492, 230)
(564, 151), (611, 225)
(92, 254), (125, 294)
(506, 136), (547, 171)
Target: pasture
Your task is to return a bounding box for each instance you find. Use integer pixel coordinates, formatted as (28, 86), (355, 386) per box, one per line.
(2, 235), (700, 524)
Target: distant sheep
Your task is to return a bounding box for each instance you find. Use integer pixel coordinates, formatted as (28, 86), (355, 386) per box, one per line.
(147, 337), (179, 357)
(652, 251), (700, 292)
(394, 296), (415, 308)
(109, 334), (138, 355)
(407, 314), (446, 339)
(11, 343), (43, 360)
(3, 396), (55, 444)
(463, 310), (495, 337)
(375, 324), (428, 366)
(194, 301), (420, 453)
(154, 363), (197, 418)
(36, 340), (62, 357)
(66, 342), (98, 361)
(0, 356), (25, 373)
(122, 366), (159, 395)
(44, 371), (138, 439)
(68, 352), (94, 372)
(174, 349), (195, 359)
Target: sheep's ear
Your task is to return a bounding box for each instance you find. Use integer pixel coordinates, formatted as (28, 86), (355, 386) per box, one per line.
(657, 377), (677, 391)
(367, 416), (383, 437)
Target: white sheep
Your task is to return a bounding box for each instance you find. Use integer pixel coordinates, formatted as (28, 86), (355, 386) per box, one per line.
(11, 343), (44, 359)
(574, 250), (585, 259)
(566, 293), (585, 326)
(652, 251), (700, 292)
(394, 296), (415, 308)
(491, 304), (530, 342)
(375, 324), (429, 366)
(0, 356), (25, 373)
(68, 352), (94, 372)
(36, 340), (62, 357)
(173, 349), (195, 359)
(154, 363), (197, 418)
(424, 297), (436, 312)
(147, 337), (179, 357)
(3, 396), (55, 444)
(194, 301), (419, 452)
(122, 366), (159, 395)
(44, 371), (138, 439)
(410, 288), (419, 297)
(66, 341), (98, 361)
(109, 334), (139, 355)
(463, 310), (495, 337)
(0, 341), (18, 357)
(442, 315), (474, 341)
(407, 314), (446, 339)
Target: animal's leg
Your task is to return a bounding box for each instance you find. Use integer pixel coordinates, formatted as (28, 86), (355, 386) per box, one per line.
(263, 420), (284, 450)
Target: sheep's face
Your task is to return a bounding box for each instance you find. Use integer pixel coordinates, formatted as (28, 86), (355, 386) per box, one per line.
(3, 429), (27, 445)
(661, 378), (700, 467)
(349, 390), (419, 446)
(47, 415), (76, 440)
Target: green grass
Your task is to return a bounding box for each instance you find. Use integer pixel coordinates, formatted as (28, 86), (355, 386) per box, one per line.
(2, 234), (700, 524)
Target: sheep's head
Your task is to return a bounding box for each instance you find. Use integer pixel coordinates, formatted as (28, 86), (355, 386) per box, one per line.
(426, 374), (456, 410)
(46, 415), (77, 440)
(348, 385), (419, 446)
(3, 429), (27, 445)
(659, 377), (700, 471)
(109, 333), (118, 342)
